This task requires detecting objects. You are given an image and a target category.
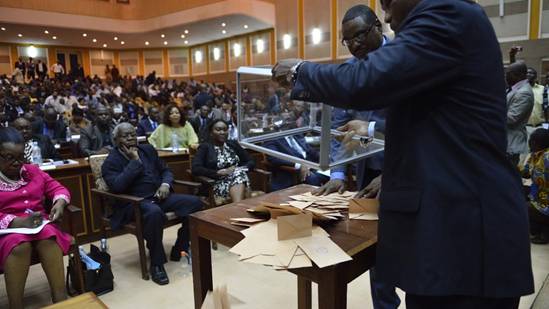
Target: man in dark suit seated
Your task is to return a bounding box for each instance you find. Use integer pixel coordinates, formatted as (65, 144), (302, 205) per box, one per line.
(12, 117), (61, 161)
(264, 134), (328, 191)
(189, 105), (212, 142)
(79, 105), (114, 156)
(136, 106), (160, 136)
(32, 108), (67, 144)
(101, 122), (203, 286)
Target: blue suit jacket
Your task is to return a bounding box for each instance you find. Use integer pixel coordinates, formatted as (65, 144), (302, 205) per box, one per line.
(101, 144), (173, 229)
(136, 117), (157, 136)
(264, 136), (319, 190)
(291, 0), (533, 297)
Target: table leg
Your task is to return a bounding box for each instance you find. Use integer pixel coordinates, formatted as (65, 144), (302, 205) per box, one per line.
(318, 267), (347, 309)
(298, 276), (312, 309)
(191, 221), (213, 309)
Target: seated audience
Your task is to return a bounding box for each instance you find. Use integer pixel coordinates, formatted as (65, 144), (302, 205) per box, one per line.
(136, 106), (160, 136)
(0, 127), (71, 308)
(189, 104), (212, 142)
(12, 117), (61, 161)
(264, 134), (329, 191)
(79, 105), (114, 156)
(523, 128), (549, 244)
(191, 119), (254, 202)
(68, 107), (91, 135)
(32, 108), (67, 144)
(148, 104), (198, 149)
(101, 123), (203, 285)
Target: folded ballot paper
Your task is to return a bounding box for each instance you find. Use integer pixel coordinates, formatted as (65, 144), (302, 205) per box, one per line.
(229, 216), (352, 270)
(348, 198), (379, 221)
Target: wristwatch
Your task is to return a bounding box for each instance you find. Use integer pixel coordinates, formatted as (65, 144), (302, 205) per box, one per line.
(287, 61), (305, 86)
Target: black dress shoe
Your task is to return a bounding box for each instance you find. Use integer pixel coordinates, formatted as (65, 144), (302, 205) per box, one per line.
(170, 246), (181, 262)
(150, 265), (169, 285)
(531, 233), (549, 244)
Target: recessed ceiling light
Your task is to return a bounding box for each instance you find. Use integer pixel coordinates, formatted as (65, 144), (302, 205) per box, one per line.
(92, 38), (97, 42)
(221, 23), (226, 27)
(52, 36), (57, 40)
(44, 30), (49, 34)
(17, 33), (22, 37)
(161, 34), (165, 38)
(145, 41), (149, 45)
(82, 33), (87, 37)
(0, 27), (6, 31)
(163, 41), (168, 45)
(114, 36), (118, 40)
(222, 30), (226, 34)
(184, 40), (188, 44)
(181, 34), (185, 39)
(120, 41), (125, 45)
(244, 24), (248, 29)
(184, 29), (189, 34)
(103, 43), (107, 48)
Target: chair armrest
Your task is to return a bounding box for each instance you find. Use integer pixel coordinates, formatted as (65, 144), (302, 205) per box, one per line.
(173, 179), (202, 189)
(91, 188), (144, 203)
(252, 168), (272, 177)
(249, 168), (272, 193)
(277, 166), (299, 173)
(62, 205), (82, 238)
(194, 175), (216, 186)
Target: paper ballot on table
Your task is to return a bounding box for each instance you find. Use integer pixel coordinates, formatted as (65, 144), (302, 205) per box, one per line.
(277, 213), (312, 241)
(349, 198), (379, 213)
(295, 235), (352, 268)
(0, 220), (50, 235)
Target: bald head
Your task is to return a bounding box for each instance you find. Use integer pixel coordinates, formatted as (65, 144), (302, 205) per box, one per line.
(506, 61), (528, 87)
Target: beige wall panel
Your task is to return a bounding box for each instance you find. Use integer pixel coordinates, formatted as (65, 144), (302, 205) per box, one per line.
(208, 42), (226, 73)
(229, 37), (248, 71)
(168, 48), (189, 77)
(542, 0), (549, 37)
(478, 0), (529, 40)
(191, 46), (207, 76)
(275, 0), (299, 60)
(143, 50), (163, 77)
(89, 50), (114, 78)
(119, 51), (139, 77)
(250, 33), (271, 66)
(304, 0), (332, 60)
(0, 45), (11, 75)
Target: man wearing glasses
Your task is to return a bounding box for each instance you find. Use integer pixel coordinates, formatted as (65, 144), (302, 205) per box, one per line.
(313, 5), (398, 309)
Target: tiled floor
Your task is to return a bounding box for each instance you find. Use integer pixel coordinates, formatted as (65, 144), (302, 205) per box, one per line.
(1, 225), (548, 309)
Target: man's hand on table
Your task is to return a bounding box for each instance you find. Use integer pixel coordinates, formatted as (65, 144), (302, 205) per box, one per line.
(313, 179), (346, 196)
(355, 175), (382, 199)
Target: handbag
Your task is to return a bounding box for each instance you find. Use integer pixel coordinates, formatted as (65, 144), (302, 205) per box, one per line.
(66, 244), (114, 296)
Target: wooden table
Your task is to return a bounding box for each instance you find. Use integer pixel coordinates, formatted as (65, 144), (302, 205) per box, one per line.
(190, 184), (378, 309)
(42, 292), (108, 309)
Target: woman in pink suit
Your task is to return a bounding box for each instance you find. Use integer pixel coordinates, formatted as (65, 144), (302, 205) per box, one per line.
(0, 127), (71, 308)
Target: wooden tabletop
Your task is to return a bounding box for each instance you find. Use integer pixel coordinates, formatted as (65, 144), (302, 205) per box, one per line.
(190, 184), (378, 256)
(42, 292), (108, 309)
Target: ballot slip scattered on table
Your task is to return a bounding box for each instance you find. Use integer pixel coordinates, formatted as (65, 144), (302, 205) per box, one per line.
(294, 235), (353, 268)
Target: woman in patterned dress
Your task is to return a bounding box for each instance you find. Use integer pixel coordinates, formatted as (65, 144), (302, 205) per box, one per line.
(191, 119), (255, 202)
(0, 127), (71, 308)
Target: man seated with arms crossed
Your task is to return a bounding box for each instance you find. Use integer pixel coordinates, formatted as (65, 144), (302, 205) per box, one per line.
(101, 123), (203, 285)
(312, 5), (398, 309)
(79, 105), (114, 156)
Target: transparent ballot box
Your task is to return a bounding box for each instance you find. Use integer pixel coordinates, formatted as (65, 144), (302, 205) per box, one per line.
(236, 66), (384, 171)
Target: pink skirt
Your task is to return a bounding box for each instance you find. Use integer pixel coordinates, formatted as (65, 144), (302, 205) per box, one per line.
(0, 223), (72, 270)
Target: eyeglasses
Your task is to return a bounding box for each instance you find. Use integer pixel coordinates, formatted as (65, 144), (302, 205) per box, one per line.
(341, 22), (377, 47)
(0, 153), (26, 165)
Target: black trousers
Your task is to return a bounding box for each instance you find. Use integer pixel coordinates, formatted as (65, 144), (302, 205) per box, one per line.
(140, 193), (203, 266)
(529, 204), (549, 235)
(406, 294), (520, 309)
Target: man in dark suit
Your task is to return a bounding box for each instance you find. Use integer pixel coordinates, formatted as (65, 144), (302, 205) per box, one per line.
(506, 61), (534, 166)
(136, 107), (160, 136)
(264, 135), (328, 191)
(31, 108), (67, 144)
(12, 117), (61, 161)
(273, 0), (534, 308)
(266, 86), (281, 114)
(102, 123), (203, 285)
(189, 105), (212, 142)
(79, 105), (114, 156)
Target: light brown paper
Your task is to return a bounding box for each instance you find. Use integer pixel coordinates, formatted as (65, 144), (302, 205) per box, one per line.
(349, 198), (379, 214)
(277, 213), (313, 241)
(295, 235), (352, 268)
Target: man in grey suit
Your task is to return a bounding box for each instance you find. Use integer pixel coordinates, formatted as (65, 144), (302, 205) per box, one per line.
(79, 105), (114, 157)
(506, 61), (534, 166)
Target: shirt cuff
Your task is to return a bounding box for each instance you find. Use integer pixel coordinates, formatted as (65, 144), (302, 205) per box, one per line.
(294, 163), (301, 170)
(368, 121), (376, 137)
(161, 183), (171, 188)
(331, 171), (346, 181)
(53, 194), (70, 205)
(0, 214), (17, 229)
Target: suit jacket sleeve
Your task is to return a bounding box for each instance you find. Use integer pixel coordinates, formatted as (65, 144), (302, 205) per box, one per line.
(41, 136), (61, 161)
(264, 140), (298, 168)
(147, 145), (173, 186)
(136, 121), (146, 136)
(191, 144), (222, 179)
(79, 127), (96, 157)
(101, 152), (144, 194)
(291, 5), (463, 110)
(507, 91), (534, 129)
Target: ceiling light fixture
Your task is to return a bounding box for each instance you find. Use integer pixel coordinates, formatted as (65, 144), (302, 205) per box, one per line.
(52, 36), (57, 40)
(164, 41), (168, 45)
(0, 27), (6, 31)
(256, 39), (265, 54)
(161, 34), (165, 38)
(44, 30), (49, 34)
(221, 23), (226, 27)
(114, 36), (118, 40)
(121, 41), (125, 45)
(92, 38), (97, 42)
(222, 30), (227, 34)
(181, 34), (185, 39)
(82, 33), (87, 37)
(282, 34), (292, 50)
(184, 40), (189, 44)
(184, 29), (189, 34)
(145, 41), (149, 45)
(17, 33), (22, 37)
(103, 43), (107, 48)
(244, 25), (249, 29)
